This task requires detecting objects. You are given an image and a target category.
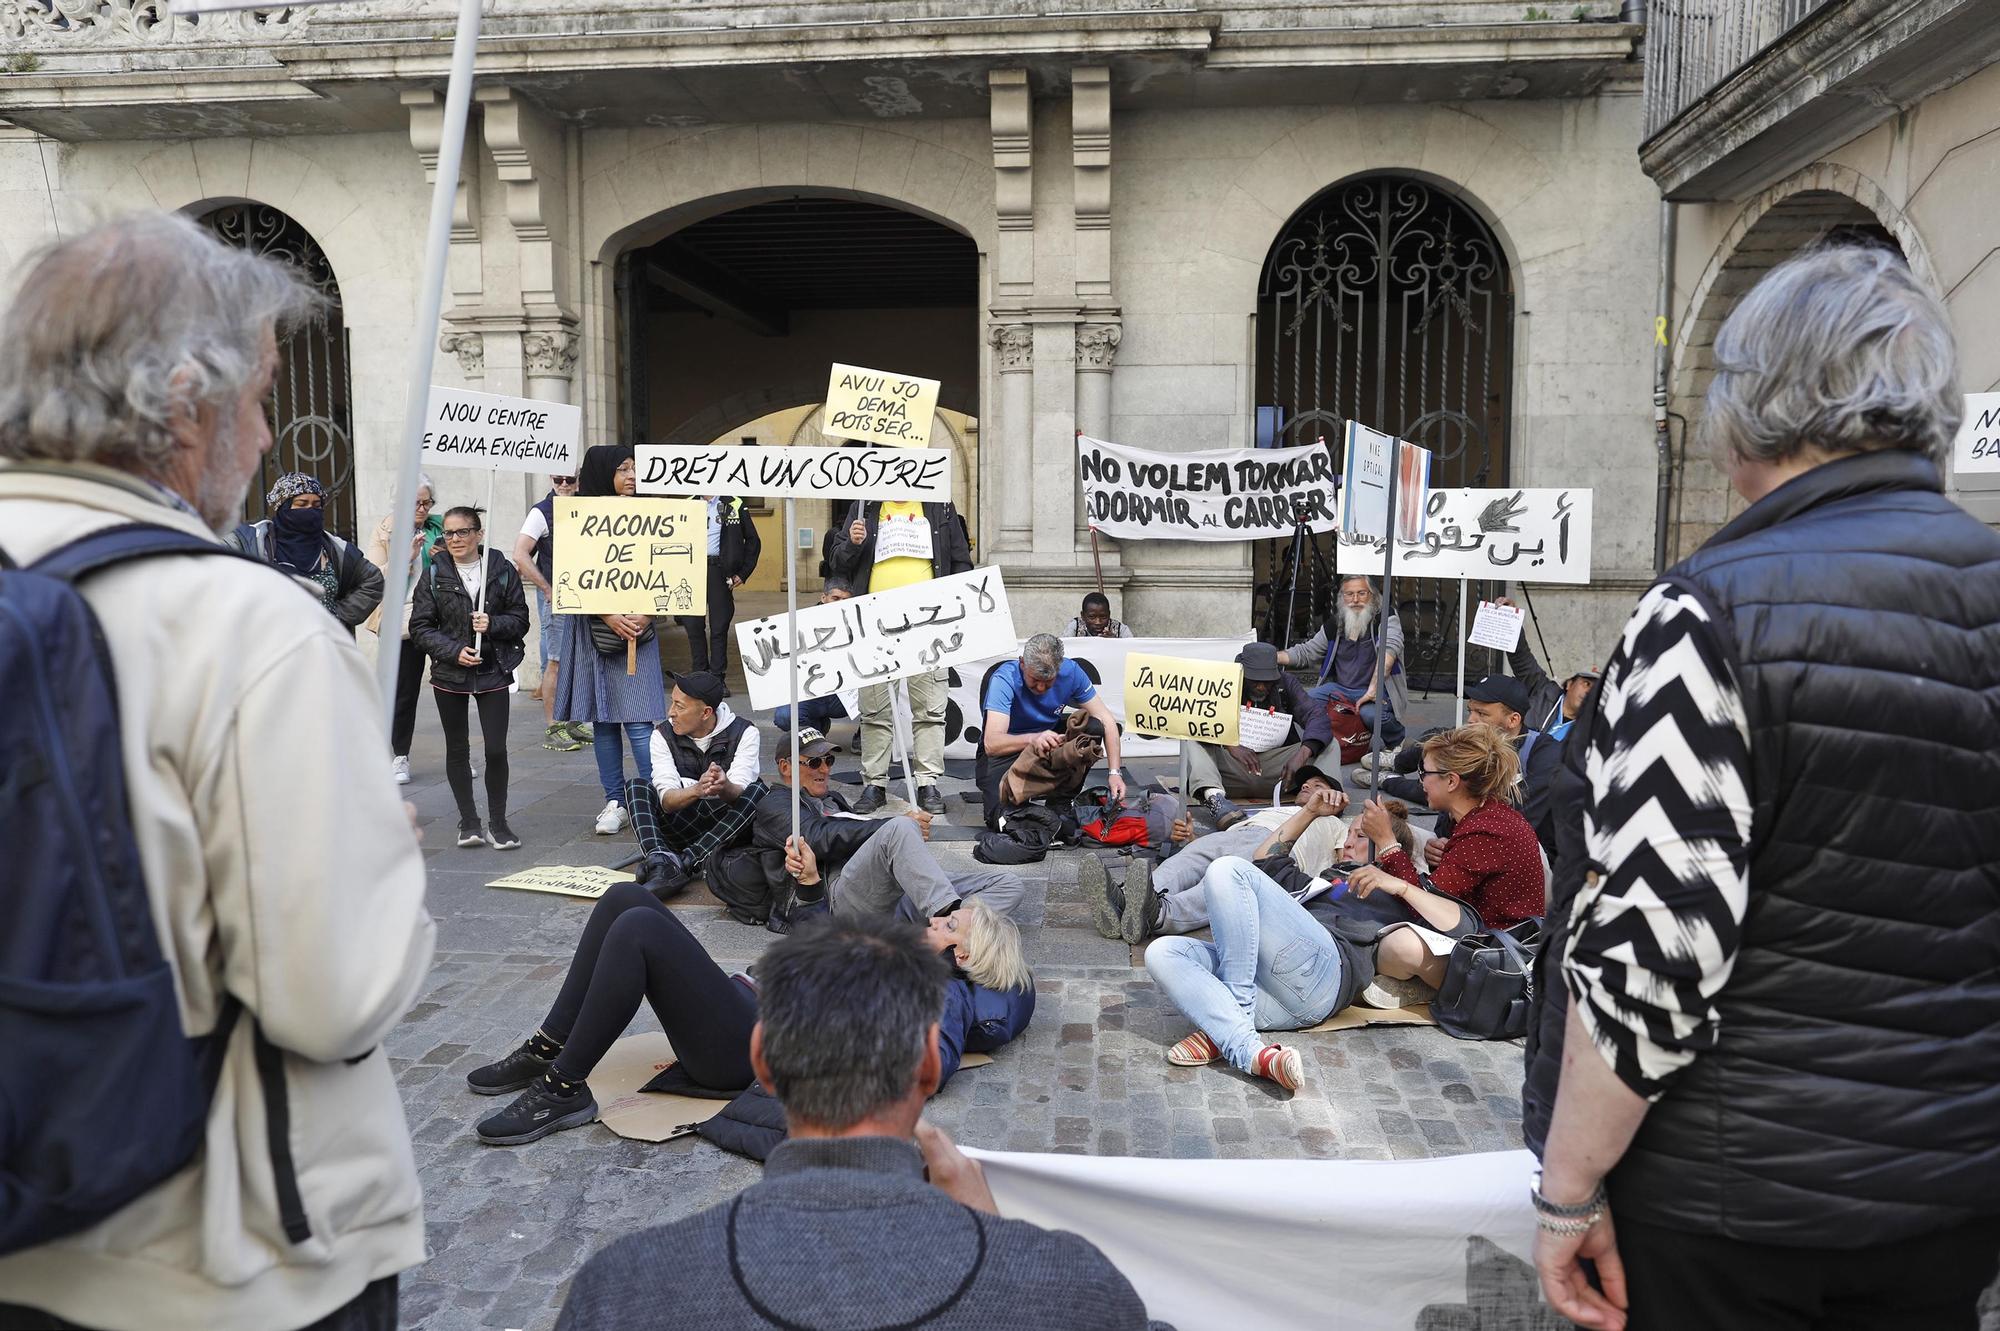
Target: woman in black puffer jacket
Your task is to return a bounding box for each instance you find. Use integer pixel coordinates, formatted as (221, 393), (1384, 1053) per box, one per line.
(411, 505), (531, 851)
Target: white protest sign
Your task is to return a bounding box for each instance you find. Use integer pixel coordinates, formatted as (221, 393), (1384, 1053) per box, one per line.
(1077, 436), (1341, 541)
(421, 386), (581, 475)
(736, 567), (1015, 710)
(1339, 422), (1431, 543)
(1467, 600), (1525, 652)
(634, 444), (953, 501)
(824, 364), (942, 448)
(1952, 393), (2000, 475)
(1338, 488), (1593, 585)
(1236, 708), (1295, 752)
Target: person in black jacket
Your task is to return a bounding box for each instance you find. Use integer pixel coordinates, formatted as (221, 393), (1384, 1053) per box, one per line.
(1489, 594), (1597, 741)
(674, 492), (760, 680)
(752, 728), (1023, 922)
(409, 505), (531, 850)
(826, 490), (974, 815)
(226, 470), (383, 634)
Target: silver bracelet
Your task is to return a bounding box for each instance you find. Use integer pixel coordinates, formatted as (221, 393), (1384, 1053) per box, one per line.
(1530, 1171), (1607, 1219)
(1536, 1210), (1604, 1238)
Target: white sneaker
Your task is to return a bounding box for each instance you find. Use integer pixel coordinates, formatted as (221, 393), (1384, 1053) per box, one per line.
(593, 800), (628, 835)
(391, 755), (411, 785)
(1357, 975), (1435, 1009)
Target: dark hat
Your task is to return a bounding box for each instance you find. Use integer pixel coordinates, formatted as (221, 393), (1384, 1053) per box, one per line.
(793, 726), (841, 759)
(1466, 674), (1530, 715)
(671, 671), (727, 708)
(1283, 765), (1337, 799)
(1236, 641), (1282, 682)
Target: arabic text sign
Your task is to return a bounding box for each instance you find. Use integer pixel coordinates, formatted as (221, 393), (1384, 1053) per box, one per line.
(1339, 422), (1430, 543)
(1953, 393), (2000, 475)
(422, 386), (581, 475)
(636, 444), (954, 501)
(1337, 488), (1593, 585)
(551, 498), (708, 616)
(1237, 707), (1295, 752)
(824, 363), (941, 448)
(1124, 653), (1242, 744)
(736, 567), (1016, 710)
(1078, 436), (1340, 542)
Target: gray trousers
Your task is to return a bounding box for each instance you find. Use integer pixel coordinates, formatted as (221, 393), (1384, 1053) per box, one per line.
(1151, 821), (1276, 932)
(1183, 740), (1332, 802)
(826, 817), (1026, 920)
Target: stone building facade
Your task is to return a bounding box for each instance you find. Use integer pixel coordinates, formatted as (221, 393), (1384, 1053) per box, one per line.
(2, 0), (1666, 676)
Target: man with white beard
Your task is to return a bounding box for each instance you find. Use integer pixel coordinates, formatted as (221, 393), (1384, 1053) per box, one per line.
(1277, 574), (1407, 752)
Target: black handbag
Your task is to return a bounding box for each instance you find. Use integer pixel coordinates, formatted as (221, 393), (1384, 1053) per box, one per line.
(1431, 918), (1541, 1041)
(589, 616), (656, 655)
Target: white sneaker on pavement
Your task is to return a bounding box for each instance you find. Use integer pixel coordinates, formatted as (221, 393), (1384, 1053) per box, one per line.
(593, 800), (628, 835)
(391, 755), (411, 785)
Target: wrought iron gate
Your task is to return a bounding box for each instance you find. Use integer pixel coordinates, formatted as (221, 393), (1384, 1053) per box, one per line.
(1253, 176), (1514, 690)
(197, 204), (357, 541)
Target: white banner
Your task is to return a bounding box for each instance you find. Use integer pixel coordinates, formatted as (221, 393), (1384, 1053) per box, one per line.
(421, 386), (581, 475)
(635, 444), (953, 502)
(1337, 488), (1593, 585)
(969, 1147), (1543, 1331)
(736, 567), (1016, 710)
(1078, 436), (1340, 541)
(1952, 392), (2000, 475)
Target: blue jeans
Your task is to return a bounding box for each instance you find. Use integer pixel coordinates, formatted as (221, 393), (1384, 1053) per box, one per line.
(1308, 680), (1405, 748)
(593, 722), (654, 804)
(1144, 856), (1348, 1073)
(772, 695), (848, 734)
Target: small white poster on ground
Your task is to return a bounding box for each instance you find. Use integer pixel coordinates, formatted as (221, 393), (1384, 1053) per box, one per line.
(1338, 487), (1593, 585)
(1466, 600), (1526, 652)
(635, 444), (953, 502)
(1952, 392), (2000, 475)
(823, 364), (941, 448)
(422, 386), (581, 475)
(736, 567), (1016, 709)
(1078, 436), (1341, 541)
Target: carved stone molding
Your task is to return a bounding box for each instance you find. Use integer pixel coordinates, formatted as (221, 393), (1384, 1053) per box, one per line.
(989, 69), (1033, 234)
(1076, 323), (1121, 371)
(438, 329), (484, 375)
(1072, 67), (1111, 233)
(522, 328), (580, 379)
(989, 323), (1033, 373)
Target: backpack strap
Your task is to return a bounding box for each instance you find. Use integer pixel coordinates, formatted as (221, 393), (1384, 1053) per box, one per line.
(28, 523), (250, 583)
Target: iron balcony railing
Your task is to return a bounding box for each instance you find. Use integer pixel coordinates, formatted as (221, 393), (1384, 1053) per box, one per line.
(1643, 0), (1837, 138)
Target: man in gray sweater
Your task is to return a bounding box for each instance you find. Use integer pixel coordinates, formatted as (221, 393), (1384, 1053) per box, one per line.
(554, 915), (1169, 1331)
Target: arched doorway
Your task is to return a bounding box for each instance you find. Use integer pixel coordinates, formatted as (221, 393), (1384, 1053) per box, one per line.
(193, 203), (356, 539)
(1252, 175), (1514, 684)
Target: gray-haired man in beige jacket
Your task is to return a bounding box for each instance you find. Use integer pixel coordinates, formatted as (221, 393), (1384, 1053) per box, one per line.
(0, 214), (435, 1330)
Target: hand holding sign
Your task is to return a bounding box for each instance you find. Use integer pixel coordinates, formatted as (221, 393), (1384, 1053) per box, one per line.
(1467, 600), (1525, 652)
(1124, 653), (1242, 745)
(825, 364), (941, 448)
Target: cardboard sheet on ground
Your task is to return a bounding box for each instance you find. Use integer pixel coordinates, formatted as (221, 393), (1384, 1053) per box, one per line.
(1124, 653), (1241, 744)
(551, 498), (708, 616)
(1304, 1002), (1437, 1032)
(824, 364), (941, 448)
(486, 864), (628, 899)
(635, 444), (954, 502)
(421, 385), (581, 474)
(594, 1034), (730, 1142)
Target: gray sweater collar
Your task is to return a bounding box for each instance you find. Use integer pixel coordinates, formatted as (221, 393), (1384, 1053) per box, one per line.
(764, 1136), (925, 1182)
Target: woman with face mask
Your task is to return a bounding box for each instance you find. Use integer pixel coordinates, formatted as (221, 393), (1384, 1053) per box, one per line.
(225, 471), (383, 635)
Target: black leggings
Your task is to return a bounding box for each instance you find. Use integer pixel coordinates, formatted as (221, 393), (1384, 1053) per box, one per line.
(391, 638), (427, 757)
(541, 882), (758, 1091)
(433, 687), (510, 826)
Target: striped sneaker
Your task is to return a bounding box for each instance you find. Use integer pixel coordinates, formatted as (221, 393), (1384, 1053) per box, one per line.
(1166, 1030), (1223, 1067)
(1253, 1044), (1305, 1092)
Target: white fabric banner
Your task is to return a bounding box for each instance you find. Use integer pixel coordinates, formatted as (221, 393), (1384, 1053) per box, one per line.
(1079, 436), (1340, 541)
(968, 1147), (1544, 1331)
(1337, 487), (1594, 585)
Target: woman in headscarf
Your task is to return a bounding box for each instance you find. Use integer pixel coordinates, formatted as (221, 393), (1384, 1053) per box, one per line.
(366, 474), (445, 784)
(552, 444), (669, 836)
(226, 471), (383, 634)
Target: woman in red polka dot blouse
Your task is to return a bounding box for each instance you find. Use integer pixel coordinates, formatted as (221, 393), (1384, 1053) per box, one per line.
(1345, 724), (1546, 988)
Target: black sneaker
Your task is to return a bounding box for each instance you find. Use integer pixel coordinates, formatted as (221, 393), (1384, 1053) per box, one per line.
(644, 850), (692, 902)
(466, 1041), (555, 1096)
(486, 822), (522, 851)
(475, 1076), (598, 1145)
(1079, 855), (1124, 941)
(456, 820), (485, 848)
(853, 784), (888, 815)
(1121, 858), (1163, 946)
(1204, 791), (1246, 831)
(916, 784), (946, 816)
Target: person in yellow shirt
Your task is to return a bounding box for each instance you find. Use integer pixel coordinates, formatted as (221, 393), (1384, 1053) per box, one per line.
(827, 491), (974, 815)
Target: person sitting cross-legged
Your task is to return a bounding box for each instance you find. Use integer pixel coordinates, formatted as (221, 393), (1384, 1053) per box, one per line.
(625, 670), (767, 900)
(753, 728), (1026, 922)
(1181, 641), (1335, 831)
(549, 914), (1166, 1331)
(1277, 573), (1407, 751)
(979, 632), (1126, 827)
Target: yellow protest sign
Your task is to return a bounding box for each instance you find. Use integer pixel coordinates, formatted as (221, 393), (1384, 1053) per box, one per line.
(824, 363), (941, 448)
(487, 864), (630, 899)
(1124, 652), (1241, 744)
(551, 498), (708, 616)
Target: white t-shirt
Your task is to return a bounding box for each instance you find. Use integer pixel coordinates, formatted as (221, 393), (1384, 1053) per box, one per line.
(650, 703), (762, 794)
(518, 507), (550, 543)
(453, 557), (484, 601)
(1244, 805), (1347, 878)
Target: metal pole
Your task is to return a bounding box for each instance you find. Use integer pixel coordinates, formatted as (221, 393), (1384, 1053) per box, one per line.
(892, 679), (922, 810)
(785, 496), (801, 847)
(374, 0), (483, 734)
(472, 465), (494, 660)
(1455, 576), (1467, 726)
(1370, 440), (1402, 867)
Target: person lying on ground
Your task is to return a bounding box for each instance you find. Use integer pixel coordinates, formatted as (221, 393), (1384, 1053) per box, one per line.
(552, 914), (1166, 1331)
(1489, 594), (1598, 741)
(627, 670), (766, 900)
(979, 632), (1127, 825)
(465, 892), (1035, 1146)
(1080, 765), (1349, 946)
(1063, 590), (1134, 639)
(751, 727), (1026, 921)
(1181, 640), (1335, 830)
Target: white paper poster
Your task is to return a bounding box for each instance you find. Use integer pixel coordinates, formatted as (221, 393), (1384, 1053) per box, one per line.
(1467, 601), (1526, 652)
(1338, 488), (1593, 585)
(421, 385), (581, 475)
(634, 444), (954, 502)
(1078, 436), (1341, 541)
(1236, 707), (1296, 751)
(871, 508), (935, 561)
(1952, 392), (2000, 475)
(1339, 422), (1429, 544)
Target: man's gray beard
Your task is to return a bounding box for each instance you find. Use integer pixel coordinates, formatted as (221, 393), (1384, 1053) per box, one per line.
(1340, 604), (1377, 641)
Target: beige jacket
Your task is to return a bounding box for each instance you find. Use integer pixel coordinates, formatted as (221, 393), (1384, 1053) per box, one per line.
(0, 462), (435, 1331)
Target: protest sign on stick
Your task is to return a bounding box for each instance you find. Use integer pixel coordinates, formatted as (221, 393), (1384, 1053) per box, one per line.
(553, 499), (707, 672)
(422, 386), (581, 474)
(1953, 393), (2000, 476)
(1078, 436), (1341, 541)
(1335, 488), (1594, 584)
(1124, 651), (1242, 800)
(636, 444), (952, 502)
(824, 364), (941, 448)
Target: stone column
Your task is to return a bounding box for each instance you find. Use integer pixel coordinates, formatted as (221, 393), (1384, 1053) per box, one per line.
(991, 323), (1034, 553)
(522, 328), (579, 406)
(1031, 320), (1078, 557)
(1074, 322), (1119, 547)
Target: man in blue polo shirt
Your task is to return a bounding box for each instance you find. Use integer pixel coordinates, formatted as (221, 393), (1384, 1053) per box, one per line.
(978, 632), (1126, 825)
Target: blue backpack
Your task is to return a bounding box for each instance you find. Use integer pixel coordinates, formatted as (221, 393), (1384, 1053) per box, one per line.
(0, 523), (254, 1253)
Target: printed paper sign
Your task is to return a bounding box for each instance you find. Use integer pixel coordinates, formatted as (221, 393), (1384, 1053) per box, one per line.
(1337, 488), (1593, 585)
(1078, 436), (1340, 541)
(1952, 393), (2000, 475)
(1236, 708), (1295, 752)
(487, 864), (628, 899)
(824, 363), (941, 448)
(1467, 601), (1526, 652)
(551, 498), (708, 616)
(736, 567), (1016, 709)
(421, 386), (581, 474)
(635, 444), (953, 502)
(1340, 422), (1430, 543)
(872, 508), (934, 561)
(1124, 653), (1242, 744)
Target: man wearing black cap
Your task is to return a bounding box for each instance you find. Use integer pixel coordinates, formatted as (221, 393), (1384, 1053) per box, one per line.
(754, 729), (1025, 923)
(1181, 641), (1334, 831)
(627, 670), (767, 899)
(1370, 674), (1562, 855)
(1490, 595), (1598, 740)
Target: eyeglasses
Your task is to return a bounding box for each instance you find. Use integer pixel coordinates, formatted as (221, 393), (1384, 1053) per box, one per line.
(413, 497), (435, 509)
(551, 476), (576, 485)
(800, 755), (834, 770)
(1418, 767), (1450, 780)
(442, 527), (480, 538)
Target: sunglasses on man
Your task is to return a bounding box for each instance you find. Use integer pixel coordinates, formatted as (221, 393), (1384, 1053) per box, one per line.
(799, 755), (834, 771)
